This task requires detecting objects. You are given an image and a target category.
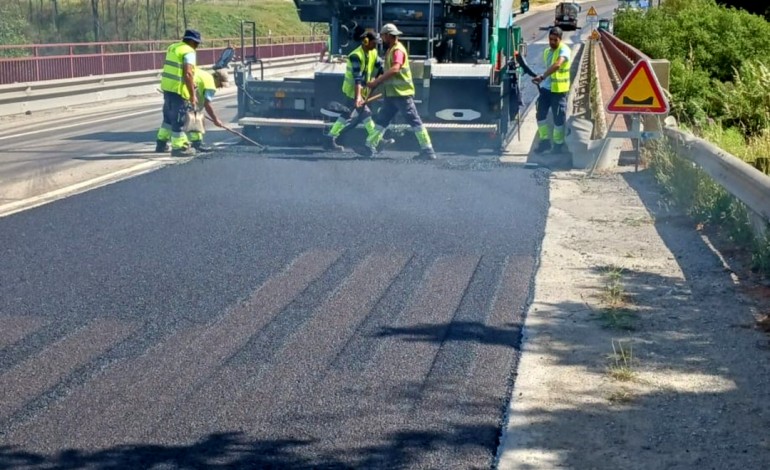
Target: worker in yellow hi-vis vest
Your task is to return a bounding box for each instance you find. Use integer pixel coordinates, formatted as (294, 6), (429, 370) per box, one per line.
(365, 23), (436, 160)
(156, 29), (201, 157)
(532, 26), (571, 155)
(325, 30), (384, 152)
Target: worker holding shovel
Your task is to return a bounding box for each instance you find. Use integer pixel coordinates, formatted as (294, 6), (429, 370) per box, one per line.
(324, 30), (384, 155)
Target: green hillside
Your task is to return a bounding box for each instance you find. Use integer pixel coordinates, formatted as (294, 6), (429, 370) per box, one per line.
(0, 0), (325, 46)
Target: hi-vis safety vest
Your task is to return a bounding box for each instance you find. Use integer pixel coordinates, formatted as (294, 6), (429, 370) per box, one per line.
(160, 42), (195, 100)
(543, 43), (571, 93)
(384, 42), (415, 97)
(342, 46), (378, 99)
(194, 69), (217, 111)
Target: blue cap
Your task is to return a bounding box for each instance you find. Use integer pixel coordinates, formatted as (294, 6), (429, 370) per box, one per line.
(182, 29), (202, 44)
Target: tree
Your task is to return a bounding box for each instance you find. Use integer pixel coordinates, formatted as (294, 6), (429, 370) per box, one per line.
(0, 2), (28, 48)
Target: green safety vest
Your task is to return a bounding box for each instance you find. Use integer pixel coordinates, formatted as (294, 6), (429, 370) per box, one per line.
(160, 41), (195, 100)
(194, 69), (217, 111)
(342, 46), (378, 99)
(384, 42), (415, 97)
(543, 43), (571, 93)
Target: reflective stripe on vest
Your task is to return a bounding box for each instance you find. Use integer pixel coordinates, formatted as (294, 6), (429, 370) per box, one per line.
(543, 43), (571, 93)
(160, 42), (195, 99)
(384, 42), (415, 97)
(342, 46), (378, 99)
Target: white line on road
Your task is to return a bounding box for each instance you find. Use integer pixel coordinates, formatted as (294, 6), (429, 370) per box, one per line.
(0, 108), (160, 142)
(0, 158), (174, 218)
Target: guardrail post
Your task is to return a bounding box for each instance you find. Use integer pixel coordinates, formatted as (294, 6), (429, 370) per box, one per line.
(128, 44), (133, 72)
(100, 45), (105, 75)
(69, 46), (75, 79)
(34, 46), (40, 82)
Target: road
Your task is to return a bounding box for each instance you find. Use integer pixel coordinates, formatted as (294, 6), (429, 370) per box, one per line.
(0, 2), (616, 468)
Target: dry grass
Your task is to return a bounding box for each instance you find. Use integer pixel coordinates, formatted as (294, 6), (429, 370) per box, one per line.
(607, 339), (636, 382)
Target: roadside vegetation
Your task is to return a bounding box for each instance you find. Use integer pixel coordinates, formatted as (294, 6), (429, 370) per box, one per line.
(0, 0), (322, 48)
(614, 0), (770, 276)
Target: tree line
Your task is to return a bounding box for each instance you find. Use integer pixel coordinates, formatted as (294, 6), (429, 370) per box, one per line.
(1, 0), (233, 45)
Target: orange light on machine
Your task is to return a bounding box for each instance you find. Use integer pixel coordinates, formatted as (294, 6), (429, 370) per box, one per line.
(275, 90), (286, 98)
(446, 28), (457, 35)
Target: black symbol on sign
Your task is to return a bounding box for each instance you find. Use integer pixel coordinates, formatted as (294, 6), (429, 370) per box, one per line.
(622, 96), (654, 105)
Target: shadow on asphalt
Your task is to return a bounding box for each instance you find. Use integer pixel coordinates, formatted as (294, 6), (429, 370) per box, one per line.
(0, 424), (501, 469)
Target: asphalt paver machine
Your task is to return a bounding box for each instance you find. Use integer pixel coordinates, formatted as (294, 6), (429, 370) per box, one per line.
(235, 0), (530, 153)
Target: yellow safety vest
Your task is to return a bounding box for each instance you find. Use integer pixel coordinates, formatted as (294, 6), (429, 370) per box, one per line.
(160, 42), (195, 100)
(384, 42), (415, 97)
(194, 69), (217, 111)
(543, 43), (571, 93)
(342, 46), (378, 99)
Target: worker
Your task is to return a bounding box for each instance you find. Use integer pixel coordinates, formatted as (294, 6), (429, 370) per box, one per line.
(186, 69), (227, 152)
(365, 23), (436, 160)
(156, 29), (202, 157)
(325, 30), (383, 152)
(532, 26), (571, 154)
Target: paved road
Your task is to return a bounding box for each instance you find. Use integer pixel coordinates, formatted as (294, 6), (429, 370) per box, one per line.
(0, 2), (615, 468)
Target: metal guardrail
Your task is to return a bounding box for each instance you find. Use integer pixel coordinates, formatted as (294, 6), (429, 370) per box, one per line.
(599, 30), (770, 230)
(0, 54), (318, 118)
(664, 126), (770, 230)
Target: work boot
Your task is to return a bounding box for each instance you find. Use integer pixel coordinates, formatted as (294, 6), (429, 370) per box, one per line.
(354, 144), (376, 158)
(191, 141), (213, 153)
(550, 143), (568, 154)
(155, 140), (169, 153)
(413, 148), (437, 161)
(378, 137), (395, 151)
(170, 146), (196, 157)
(534, 140), (551, 154)
(324, 135), (345, 151)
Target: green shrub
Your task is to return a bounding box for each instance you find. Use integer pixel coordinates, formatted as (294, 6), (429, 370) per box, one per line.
(615, 0), (770, 129)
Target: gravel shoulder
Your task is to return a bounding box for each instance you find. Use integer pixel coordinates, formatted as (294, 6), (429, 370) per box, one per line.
(496, 168), (770, 469)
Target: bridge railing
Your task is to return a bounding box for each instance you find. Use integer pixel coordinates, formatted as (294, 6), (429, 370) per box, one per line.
(0, 36), (324, 85)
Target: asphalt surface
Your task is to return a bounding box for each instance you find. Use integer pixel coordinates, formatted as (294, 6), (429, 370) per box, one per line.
(0, 2), (615, 468)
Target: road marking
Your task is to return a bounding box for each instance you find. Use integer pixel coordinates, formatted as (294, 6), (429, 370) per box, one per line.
(0, 108), (160, 142)
(3, 250), (341, 448)
(0, 318), (136, 422)
(0, 158), (173, 218)
(0, 316), (47, 350)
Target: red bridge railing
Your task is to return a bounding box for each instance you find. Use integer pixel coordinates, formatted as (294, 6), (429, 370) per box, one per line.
(0, 36), (324, 85)
(598, 29), (648, 80)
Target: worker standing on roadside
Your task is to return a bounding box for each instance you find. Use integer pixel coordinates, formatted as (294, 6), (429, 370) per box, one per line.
(532, 26), (571, 154)
(365, 23), (436, 160)
(325, 30), (383, 152)
(155, 29), (201, 157)
(186, 69), (227, 152)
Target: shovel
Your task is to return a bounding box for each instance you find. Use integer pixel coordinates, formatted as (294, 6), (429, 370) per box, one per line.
(321, 93), (383, 142)
(205, 116), (266, 151)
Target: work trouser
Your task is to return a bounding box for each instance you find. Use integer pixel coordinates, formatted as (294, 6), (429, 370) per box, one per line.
(368, 96), (433, 151)
(536, 88), (568, 144)
(156, 91), (190, 149)
(327, 98), (376, 140)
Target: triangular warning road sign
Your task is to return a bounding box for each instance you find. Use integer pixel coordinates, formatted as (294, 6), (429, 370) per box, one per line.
(607, 60), (669, 114)
(587, 6), (598, 16)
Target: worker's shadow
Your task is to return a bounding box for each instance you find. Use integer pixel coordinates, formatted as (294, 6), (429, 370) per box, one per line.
(264, 148), (381, 162)
(67, 129), (233, 144)
(73, 151), (166, 161)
